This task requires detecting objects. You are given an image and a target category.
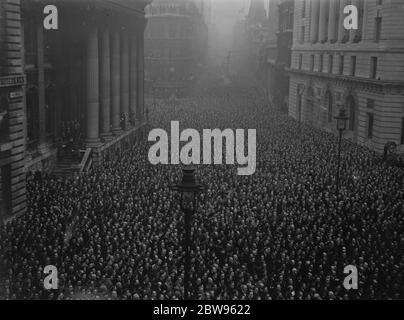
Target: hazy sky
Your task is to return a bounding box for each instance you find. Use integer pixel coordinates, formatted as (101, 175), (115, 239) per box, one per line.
(210, 0), (250, 35)
(208, 0), (269, 66)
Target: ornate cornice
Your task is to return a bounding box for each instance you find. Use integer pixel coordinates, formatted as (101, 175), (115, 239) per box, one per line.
(287, 68), (404, 95)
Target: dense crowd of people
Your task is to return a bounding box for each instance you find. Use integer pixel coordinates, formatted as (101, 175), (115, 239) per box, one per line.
(0, 85), (403, 300)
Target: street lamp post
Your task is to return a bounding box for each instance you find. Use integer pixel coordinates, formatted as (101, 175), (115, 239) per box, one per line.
(171, 166), (206, 300)
(334, 108), (349, 195)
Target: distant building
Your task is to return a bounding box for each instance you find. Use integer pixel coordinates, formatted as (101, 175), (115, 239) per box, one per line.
(144, 0), (208, 98)
(246, 0), (268, 79)
(265, 0), (294, 113)
(231, 18), (249, 77)
(289, 0), (404, 153)
(198, 0), (212, 26)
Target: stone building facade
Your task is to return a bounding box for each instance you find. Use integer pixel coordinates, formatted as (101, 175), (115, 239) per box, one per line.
(144, 0), (208, 98)
(246, 0), (269, 81)
(0, 0), (150, 221)
(0, 0), (27, 221)
(22, 0), (149, 172)
(289, 0), (404, 153)
(266, 0), (294, 113)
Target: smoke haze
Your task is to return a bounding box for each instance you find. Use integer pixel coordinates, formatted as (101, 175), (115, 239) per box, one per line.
(208, 0), (269, 69)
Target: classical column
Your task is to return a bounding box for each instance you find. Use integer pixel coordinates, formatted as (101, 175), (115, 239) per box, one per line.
(36, 22), (46, 148)
(349, 0), (361, 42)
(310, 0), (320, 43)
(337, 0), (349, 42)
(129, 33), (137, 126)
(120, 28), (130, 129)
(68, 36), (76, 122)
(100, 25), (112, 139)
(136, 28), (145, 123)
(21, 22), (28, 147)
(111, 26), (121, 134)
(328, 0), (338, 43)
(361, 0), (368, 41)
(318, 0), (329, 42)
(85, 23), (100, 144)
(53, 33), (63, 140)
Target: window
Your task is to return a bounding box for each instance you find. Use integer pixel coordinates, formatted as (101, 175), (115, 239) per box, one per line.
(297, 89), (303, 122)
(375, 17), (382, 42)
(328, 54), (333, 73)
(367, 99), (375, 109)
(300, 26), (305, 43)
(319, 54), (323, 72)
(0, 94), (9, 142)
(326, 92), (333, 123)
(310, 54), (314, 71)
(401, 118), (404, 145)
(400, 118), (404, 144)
(298, 54), (303, 69)
(367, 113), (374, 139)
(302, 0), (306, 18)
(339, 55), (344, 75)
(348, 96), (356, 131)
(370, 57), (378, 79)
(350, 56), (356, 76)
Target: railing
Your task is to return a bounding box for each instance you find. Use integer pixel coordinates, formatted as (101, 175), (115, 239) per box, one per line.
(79, 148), (92, 174)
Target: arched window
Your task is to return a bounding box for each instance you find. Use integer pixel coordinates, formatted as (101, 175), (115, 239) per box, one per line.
(297, 86), (304, 122)
(305, 87), (314, 124)
(325, 91), (333, 123)
(347, 95), (356, 131)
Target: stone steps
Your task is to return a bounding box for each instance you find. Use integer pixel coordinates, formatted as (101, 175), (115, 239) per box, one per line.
(52, 148), (93, 178)
(52, 158), (82, 178)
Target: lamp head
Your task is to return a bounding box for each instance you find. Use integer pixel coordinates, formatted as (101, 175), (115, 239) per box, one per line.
(171, 166), (206, 212)
(335, 108), (349, 132)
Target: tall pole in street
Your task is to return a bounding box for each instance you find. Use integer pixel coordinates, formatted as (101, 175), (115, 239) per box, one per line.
(171, 167), (206, 300)
(184, 208), (191, 300)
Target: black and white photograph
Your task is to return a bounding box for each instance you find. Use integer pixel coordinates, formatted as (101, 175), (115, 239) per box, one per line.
(0, 0), (403, 310)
